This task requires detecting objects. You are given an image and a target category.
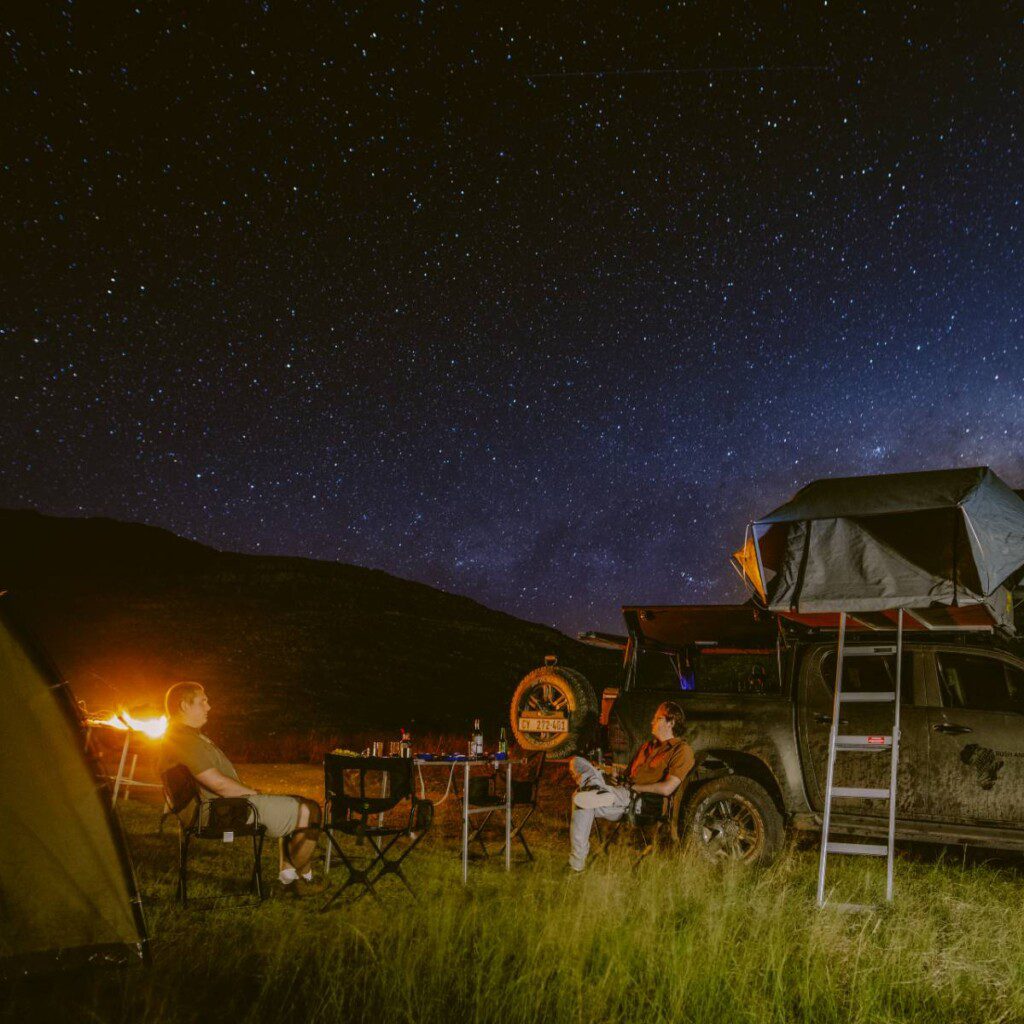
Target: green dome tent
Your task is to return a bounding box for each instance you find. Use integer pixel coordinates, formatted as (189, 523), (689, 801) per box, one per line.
(0, 600), (147, 978)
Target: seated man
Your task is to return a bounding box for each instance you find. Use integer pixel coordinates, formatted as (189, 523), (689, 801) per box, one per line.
(159, 681), (323, 897)
(568, 700), (694, 873)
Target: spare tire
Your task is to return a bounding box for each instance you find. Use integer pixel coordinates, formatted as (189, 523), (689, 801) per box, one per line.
(509, 658), (598, 757)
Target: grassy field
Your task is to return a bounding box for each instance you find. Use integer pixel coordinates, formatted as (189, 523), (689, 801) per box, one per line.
(9, 763), (1024, 1024)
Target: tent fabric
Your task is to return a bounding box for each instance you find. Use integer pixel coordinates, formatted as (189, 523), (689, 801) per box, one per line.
(748, 467), (1024, 627)
(0, 604), (146, 978)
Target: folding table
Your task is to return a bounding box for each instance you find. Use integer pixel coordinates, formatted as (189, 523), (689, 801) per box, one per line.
(414, 757), (514, 885)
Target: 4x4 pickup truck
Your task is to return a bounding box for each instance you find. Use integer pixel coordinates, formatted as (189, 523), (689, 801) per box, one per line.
(510, 604), (1024, 865)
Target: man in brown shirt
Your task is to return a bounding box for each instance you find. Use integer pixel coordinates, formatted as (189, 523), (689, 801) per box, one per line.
(567, 700), (694, 872)
(159, 681), (323, 896)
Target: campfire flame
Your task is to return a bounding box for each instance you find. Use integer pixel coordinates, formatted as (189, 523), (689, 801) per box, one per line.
(89, 710), (168, 739)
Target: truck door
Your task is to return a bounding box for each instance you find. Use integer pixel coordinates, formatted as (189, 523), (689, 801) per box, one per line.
(797, 645), (931, 820)
(925, 650), (1024, 826)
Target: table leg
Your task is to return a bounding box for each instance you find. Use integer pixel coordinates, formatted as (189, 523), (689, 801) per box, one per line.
(505, 761), (512, 871)
(124, 753), (139, 802)
(462, 762), (470, 885)
(112, 732), (131, 802)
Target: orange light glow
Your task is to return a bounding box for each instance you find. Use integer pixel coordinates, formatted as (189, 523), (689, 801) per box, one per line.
(88, 710), (168, 739)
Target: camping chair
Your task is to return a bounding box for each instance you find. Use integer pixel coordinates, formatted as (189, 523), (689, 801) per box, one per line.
(322, 755), (433, 908)
(596, 790), (673, 869)
(161, 764), (266, 906)
(466, 752), (546, 861)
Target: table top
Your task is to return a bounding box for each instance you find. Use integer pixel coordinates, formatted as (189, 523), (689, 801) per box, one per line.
(413, 755), (517, 765)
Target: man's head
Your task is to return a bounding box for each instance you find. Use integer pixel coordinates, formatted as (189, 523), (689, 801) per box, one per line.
(651, 701), (686, 742)
(164, 681), (210, 728)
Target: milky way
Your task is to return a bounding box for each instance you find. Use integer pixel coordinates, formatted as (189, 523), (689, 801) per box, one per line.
(3, 5), (1023, 632)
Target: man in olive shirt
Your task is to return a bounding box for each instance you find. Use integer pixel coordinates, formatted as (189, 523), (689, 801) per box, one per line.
(160, 681), (323, 896)
(567, 700), (694, 872)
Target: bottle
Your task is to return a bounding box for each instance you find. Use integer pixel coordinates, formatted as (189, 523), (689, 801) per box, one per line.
(471, 718), (483, 757)
(498, 726), (508, 755)
(400, 728), (412, 758)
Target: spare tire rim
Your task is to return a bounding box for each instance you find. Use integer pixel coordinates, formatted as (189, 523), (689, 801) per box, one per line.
(517, 679), (573, 746)
(697, 794), (764, 862)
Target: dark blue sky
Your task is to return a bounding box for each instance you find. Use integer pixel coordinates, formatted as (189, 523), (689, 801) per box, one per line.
(3, 4), (1022, 632)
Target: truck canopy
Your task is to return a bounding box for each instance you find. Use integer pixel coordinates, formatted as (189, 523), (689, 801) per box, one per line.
(595, 604), (778, 652)
(736, 467), (1024, 633)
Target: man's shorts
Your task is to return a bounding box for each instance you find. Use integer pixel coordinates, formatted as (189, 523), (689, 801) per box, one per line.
(246, 794), (302, 838)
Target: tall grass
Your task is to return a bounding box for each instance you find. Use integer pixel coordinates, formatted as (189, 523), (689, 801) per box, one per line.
(8, 797), (1024, 1022)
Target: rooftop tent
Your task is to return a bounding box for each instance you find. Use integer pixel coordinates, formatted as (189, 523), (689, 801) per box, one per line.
(0, 600), (147, 979)
(737, 467), (1024, 633)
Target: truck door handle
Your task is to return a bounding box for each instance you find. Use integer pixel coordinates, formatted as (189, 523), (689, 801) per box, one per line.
(932, 723), (972, 735)
(815, 713), (847, 725)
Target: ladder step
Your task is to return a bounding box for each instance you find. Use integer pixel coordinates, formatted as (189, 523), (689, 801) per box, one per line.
(826, 842), (888, 857)
(831, 786), (890, 799)
(828, 902), (878, 913)
(840, 691), (896, 703)
(835, 735), (892, 751)
(842, 645), (897, 657)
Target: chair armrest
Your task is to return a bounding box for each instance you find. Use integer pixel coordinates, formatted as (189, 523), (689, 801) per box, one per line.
(201, 796), (260, 836)
(627, 792), (670, 825)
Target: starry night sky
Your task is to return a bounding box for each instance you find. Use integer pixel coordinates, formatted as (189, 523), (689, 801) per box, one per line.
(3, 4), (1023, 633)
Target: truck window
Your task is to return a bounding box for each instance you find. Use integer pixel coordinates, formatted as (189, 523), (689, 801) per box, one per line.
(634, 649), (684, 690)
(937, 653), (1024, 713)
(820, 651), (914, 704)
(697, 652), (780, 694)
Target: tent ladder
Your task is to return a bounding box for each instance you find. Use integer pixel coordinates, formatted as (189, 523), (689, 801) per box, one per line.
(816, 609), (903, 909)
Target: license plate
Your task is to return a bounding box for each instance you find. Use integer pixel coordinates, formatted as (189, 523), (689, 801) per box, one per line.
(518, 716), (568, 734)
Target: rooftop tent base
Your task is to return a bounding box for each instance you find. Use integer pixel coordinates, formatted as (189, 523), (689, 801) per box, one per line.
(776, 594), (1011, 634)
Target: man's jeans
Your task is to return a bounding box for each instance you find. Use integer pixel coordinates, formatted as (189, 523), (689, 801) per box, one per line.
(568, 756), (631, 871)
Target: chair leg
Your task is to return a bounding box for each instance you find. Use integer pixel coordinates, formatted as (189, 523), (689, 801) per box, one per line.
(515, 827), (534, 862)
(598, 818), (623, 856)
(178, 831), (189, 905)
(252, 832), (265, 900)
(371, 830), (427, 900)
(321, 833), (383, 909)
(467, 810), (494, 858)
(510, 807), (536, 862)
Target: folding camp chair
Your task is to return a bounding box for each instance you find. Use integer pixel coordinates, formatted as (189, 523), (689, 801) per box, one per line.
(322, 755), (433, 907)
(467, 752), (546, 862)
(596, 790), (673, 868)
(161, 764), (266, 905)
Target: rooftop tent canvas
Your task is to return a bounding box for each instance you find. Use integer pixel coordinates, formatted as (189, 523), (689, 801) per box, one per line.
(0, 600), (147, 978)
(738, 467), (1024, 629)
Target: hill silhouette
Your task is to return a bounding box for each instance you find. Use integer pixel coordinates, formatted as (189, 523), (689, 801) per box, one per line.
(0, 510), (620, 747)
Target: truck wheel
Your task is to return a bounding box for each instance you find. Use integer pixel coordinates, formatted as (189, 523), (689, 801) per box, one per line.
(681, 776), (783, 866)
(510, 663), (597, 757)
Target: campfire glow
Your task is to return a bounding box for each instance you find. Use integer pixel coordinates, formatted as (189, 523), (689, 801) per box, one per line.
(89, 710), (168, 739)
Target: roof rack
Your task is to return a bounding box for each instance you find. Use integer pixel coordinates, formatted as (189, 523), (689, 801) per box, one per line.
(775, 606), (998, 633)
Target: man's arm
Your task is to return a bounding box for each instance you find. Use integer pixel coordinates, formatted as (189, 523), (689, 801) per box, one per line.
(194, 767), (258, 798)
(631, 775), (683, 798)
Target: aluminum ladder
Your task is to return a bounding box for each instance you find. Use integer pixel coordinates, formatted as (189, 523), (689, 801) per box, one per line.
(816, 608), (904, 910)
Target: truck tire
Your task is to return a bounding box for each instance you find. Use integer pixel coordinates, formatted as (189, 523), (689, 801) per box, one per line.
(509, 663), (597, 757)
(681, 776), (784, 866)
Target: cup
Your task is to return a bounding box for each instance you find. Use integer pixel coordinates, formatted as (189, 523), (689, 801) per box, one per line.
(388, 740), (403, 757)
(372, 741), (384, 757)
